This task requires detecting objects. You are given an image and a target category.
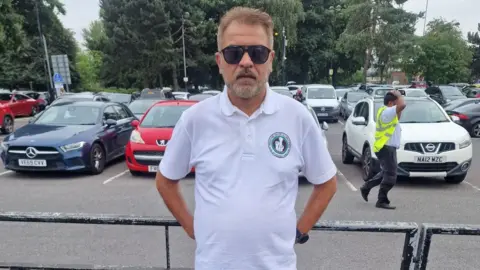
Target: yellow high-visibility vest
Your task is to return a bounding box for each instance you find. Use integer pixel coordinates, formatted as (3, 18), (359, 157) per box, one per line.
(373, 106), (398, 152)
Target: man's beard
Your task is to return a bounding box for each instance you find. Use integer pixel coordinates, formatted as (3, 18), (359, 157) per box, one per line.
(226, 70), (265, 99)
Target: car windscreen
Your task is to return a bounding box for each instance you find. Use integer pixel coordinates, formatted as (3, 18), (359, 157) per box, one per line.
(347, 93), (367, 102)
(405, 90), (427, 97)
(140, 89), (166, 99)
(374, 100), (449, 123)
(108, 94), (131, 103)
(439, 86), (465, 98)
(373, 88), (394, 98)
(140, 105), (190, 128)
(0, 93), (12, 101)
(128, 99), (159, 115)
(34, 105), (101, 125)
(307, 88), (335, 99)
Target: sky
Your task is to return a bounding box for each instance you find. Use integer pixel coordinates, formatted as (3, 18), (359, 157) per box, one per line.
(58, 0), (479, 47)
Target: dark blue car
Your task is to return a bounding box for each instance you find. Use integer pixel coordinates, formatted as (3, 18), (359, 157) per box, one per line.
(0, 101), (135, 174)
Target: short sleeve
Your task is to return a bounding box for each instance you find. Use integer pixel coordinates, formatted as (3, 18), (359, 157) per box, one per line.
(381, 106), (397, 123)
(301, 123), (337, 185)
(159, 116), (192, 180)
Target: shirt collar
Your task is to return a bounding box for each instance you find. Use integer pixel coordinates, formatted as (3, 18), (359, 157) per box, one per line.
(220, 83), (279, 116)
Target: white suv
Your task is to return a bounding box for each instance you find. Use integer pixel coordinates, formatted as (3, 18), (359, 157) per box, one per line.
(342, 96), (472, 184)
(302, 84), (340, 122)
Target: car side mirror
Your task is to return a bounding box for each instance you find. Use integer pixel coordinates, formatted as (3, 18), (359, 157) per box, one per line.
(321, 121), (329, 130)
(131, 119), (139, 128)
(105, 119), (117, 126)
(352, 116), (367, 125)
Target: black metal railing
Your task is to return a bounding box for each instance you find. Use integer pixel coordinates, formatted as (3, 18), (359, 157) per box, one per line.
(5, 211), (471, 270)
(414, 223), (480, 270)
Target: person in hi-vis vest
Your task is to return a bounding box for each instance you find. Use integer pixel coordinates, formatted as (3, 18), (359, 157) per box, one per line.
(360, 90), (406, 209)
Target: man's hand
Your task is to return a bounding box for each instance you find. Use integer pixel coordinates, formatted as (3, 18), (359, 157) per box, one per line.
(156, 171), (195, 240)
(390, 90), (402, 97)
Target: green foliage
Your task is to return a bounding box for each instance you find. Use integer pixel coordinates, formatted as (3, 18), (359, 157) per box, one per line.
(468, 23), (480, 80)
(404, 19), (473, 84)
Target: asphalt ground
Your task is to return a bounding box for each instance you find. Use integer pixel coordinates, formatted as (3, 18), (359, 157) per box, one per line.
(0, 118), (479, 269)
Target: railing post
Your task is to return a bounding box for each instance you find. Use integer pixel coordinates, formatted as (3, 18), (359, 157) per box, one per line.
(165, 225), (171, 270)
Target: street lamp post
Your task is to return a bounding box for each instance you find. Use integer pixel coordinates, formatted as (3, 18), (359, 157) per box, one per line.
(282, 27), (287, 85)
(34, 0), (53, 96)
(182, 13), (189, 92)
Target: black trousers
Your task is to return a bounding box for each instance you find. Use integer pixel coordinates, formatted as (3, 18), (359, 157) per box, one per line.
(364, 145), (397, 203)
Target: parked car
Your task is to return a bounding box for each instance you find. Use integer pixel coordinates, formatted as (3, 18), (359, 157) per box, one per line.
(446, 102), (480, 138)
(339, 91), (369, 119)
(125, 100), (198, 175)
(270, 86), (293, 97)
(302, 84), (340, 122)
(100, 92), (133, 105)
(0, 105), (14, 134)
(0, 101), (136, 174)
(399, 88), (427, 97)
(202, 90), (221, 96)
(189, 94), (214, 101)
(128, 98), (163, 119)
(17, 91), (50, 111)
(172, 91), (191, 100)
(50, 92), (111, 106)
(426, 85), (466, 106)
(342, 96), (472, 183)
(0, 92), (40, 117)
(443, 98), (480, 112)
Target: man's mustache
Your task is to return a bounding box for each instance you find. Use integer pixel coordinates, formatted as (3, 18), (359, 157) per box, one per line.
(236, 70), (256, 79)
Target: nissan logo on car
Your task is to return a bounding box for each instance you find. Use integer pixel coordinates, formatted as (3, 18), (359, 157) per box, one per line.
(425, 143), (436, 152)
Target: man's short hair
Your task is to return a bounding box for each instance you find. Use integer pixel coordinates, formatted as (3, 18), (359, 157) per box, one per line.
(384, 92), (398, 105)
(217, 7), (274, 51)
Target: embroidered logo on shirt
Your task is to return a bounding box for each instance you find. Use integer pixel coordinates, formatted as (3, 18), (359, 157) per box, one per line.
(268, 132), (291, 158)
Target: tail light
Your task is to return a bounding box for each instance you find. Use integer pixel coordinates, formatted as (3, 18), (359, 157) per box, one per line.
(453, 113), (469, 120)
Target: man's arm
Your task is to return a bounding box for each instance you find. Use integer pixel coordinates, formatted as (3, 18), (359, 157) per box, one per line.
(155, 117), (195, 239)
(297, 122), (337, 234)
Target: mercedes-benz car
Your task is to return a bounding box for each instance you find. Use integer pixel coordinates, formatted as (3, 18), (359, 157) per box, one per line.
(1, 101), (136, 174)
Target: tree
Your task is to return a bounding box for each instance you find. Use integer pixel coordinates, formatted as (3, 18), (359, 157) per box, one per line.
(83, 20), (107, 52)
(76, 50), (103, 90)
(468, 23), (480, 81)
(406, 19), (473, 84)
(337, 0), (420, 83)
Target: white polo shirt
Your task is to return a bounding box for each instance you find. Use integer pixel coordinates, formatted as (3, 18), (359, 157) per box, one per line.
(160, 86), (337, 270)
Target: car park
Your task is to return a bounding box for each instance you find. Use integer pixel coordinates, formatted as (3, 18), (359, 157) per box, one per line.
(0, 101), (136, 174)
(426, 85), (466, 106)
(342, 96), (472, 183)
(447, 103), (480, 137)
(125, 100), (198, 175)
(339, 91), (369, 119)
(302, 84), (340, 122)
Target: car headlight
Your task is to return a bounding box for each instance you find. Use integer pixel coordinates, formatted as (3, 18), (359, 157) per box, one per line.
(130, 130), (145, 144)
(459, 136), (471, 149)
(60, 141), (86, 152)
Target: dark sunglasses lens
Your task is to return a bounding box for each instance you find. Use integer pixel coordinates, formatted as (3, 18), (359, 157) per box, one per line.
(248, 46), (269, 64)
(223, 47), (244, 64)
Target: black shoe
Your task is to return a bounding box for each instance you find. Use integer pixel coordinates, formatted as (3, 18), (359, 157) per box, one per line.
(360, 186), (370, 202)
(375, 202), (396, 210)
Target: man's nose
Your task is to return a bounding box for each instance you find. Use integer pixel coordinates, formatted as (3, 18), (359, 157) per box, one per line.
(238, 52), (253, 68)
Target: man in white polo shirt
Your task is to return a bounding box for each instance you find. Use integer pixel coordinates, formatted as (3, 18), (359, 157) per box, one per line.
(156, 7), (337, 270)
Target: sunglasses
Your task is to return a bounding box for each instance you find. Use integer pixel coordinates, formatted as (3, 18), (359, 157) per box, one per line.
(221, 45), (271, 65)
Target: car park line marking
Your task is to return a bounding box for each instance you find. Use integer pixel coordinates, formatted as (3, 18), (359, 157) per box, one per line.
(337, 170), (357, 191)
(464, 181), (480, 192)
(338, 120), (344, 125)
(102, 170), (129, 185)
(0, 170), (13, 176)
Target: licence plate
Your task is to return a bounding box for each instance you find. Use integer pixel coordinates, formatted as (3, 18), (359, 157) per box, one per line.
(317, 113), (328, 116)
(414, 156), (445, 163)
(18, 159), (47, 167)
(148, 165), (158, 172)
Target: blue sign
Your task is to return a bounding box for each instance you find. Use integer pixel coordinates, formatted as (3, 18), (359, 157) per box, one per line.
(53, 73), (63, 83)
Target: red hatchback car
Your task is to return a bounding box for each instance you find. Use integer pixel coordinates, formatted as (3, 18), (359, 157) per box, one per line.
(125, 100), (198, 176)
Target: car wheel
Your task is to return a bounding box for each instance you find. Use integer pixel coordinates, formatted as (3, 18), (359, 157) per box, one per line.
(342, 136), (355, 164)
(445, 174), (466, 184)
(0, 115), (14, 134)
(471, 123), (480, 137)
(130, 170), (142, 176)
(30, 106), (38, 116)
(361, 146), (374, 181)
(89, 143), (106, 175)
